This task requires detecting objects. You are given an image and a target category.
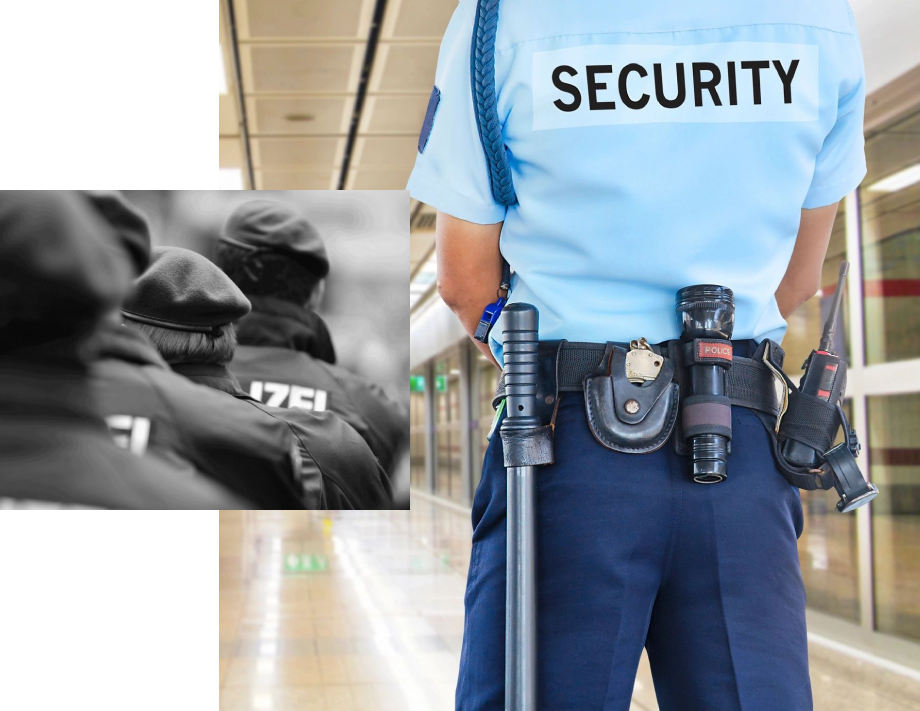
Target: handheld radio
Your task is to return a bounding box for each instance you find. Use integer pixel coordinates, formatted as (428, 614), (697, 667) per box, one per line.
(783, 262), (849, 467)
(782, 261), (878, 512)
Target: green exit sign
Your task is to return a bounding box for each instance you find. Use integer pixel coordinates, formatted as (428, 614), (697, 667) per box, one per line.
(410, 375), (425, 392)
(284, 554), (328, 573)
(435, 375), (447, 392)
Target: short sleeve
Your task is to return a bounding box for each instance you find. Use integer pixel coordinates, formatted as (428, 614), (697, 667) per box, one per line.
(803, 11), (867, 209)
(406, 1), (507, 224)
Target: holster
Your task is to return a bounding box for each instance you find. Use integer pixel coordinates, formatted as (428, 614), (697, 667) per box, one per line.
(746, 340), (841, 491)
(583, 344), (680, 454)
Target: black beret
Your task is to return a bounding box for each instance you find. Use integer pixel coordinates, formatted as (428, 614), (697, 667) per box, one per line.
(0, 191), (132, 350)
(82, 191), (152, 274)
(123, 247), (251, 334)
(220, 200), (329, 278)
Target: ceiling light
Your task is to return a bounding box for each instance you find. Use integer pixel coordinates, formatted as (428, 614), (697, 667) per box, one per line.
(219, 45), (228, 95)
(867, 163), (920, 193)
(220, 168), (243, 190)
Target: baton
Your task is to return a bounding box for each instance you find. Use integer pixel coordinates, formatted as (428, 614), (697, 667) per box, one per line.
(500, 303), (540, 711)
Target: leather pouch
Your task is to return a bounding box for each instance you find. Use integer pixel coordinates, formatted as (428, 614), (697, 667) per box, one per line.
(584, 344), (679, 454)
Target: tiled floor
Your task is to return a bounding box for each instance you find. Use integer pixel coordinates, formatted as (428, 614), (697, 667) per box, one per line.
(219, 502), (920, 711)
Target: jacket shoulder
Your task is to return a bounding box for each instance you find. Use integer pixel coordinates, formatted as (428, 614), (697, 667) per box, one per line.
(273, 407), (393, 509)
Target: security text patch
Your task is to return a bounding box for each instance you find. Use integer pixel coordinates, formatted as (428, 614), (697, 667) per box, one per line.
(532, 42), (819, 130)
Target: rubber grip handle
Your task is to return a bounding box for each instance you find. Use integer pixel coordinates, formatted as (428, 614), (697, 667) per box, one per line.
(501, 303), (541, 430)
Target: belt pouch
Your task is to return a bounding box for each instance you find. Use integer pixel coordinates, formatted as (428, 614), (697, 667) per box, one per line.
(749, 338), (837, 491)
(583, 343), (679, 454)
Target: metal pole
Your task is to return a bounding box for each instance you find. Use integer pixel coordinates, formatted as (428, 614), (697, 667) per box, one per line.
(501, 303), (540, 711)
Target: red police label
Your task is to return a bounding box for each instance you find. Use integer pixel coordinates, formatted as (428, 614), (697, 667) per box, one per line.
(698, 341), (733, 361)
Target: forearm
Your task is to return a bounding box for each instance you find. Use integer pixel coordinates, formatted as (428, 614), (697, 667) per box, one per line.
(775, 203), (839, 319)
(435, 212), (504, 369)
(775, 279), (816, 319)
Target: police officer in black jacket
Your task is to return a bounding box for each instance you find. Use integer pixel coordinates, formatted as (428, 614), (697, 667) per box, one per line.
(0, 191), (248, 510)
(83, 192), (306, 509)
(215, 200), (408, 477)
(122, 245), (393, 510)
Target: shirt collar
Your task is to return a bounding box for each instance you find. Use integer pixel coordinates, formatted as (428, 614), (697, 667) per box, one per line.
(234, 295), (337, 364)
(171, 362), (250, 397)
(94, 321), (169, 368)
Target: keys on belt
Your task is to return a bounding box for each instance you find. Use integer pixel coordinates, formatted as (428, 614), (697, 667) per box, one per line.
(625, 337), (664, 383)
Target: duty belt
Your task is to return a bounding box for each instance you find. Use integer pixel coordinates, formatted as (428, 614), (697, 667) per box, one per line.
(492, 339), (782, 421)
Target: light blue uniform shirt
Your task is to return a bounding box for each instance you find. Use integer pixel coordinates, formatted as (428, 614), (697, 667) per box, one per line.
(408, 0), (867, 364)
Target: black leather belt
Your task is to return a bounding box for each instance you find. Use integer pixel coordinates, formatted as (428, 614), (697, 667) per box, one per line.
(492, 339), (782, 422)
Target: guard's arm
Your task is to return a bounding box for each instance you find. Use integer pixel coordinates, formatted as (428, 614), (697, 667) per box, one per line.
(436, 211), (504, 367)
(775, 202), (840, 318)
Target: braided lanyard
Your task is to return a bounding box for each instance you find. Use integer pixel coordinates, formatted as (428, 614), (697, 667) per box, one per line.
(470, 0), (515, 344)
(471, 0), (517, 207)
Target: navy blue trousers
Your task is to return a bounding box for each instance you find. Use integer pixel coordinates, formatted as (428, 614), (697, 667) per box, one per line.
(457, 367), (810, 710)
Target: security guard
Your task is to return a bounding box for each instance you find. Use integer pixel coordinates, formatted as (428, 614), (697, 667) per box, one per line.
(123, 246), (393, 510)
(0, 191), (247, 510)
(214, 199), (408, 476)
(83, 192), (306, 509)
(408, 1), (867, 709)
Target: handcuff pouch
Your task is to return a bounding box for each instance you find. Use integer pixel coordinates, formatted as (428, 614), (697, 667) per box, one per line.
(584, 344), (679, 454)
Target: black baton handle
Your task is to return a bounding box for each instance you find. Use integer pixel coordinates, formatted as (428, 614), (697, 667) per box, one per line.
(501, 303), (541, 434)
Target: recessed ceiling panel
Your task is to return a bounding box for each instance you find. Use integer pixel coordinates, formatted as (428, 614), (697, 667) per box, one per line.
(252, 137), (345, 169)
(372, 44), (439, 93)
(354, 136), (419, 168)
(219, 138), (245, 168)
(246, 45), (360, 93)
(220, 94), (240, 136)
(257, 169), (338, 190)
(347, 167), (413, 190)
(388, 0), (456, 39)
(249, 97), (351, 135)
(361, 94), (429, 134)
(239, 0), (369, 39)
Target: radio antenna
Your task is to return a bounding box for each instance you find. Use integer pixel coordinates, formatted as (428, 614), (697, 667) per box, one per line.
(820, 261), (849, 353)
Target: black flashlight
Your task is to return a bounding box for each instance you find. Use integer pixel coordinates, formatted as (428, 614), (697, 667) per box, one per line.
(676, 285), (735, 483)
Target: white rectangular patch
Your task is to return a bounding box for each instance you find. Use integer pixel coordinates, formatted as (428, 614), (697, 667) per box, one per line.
(532, 42), (818, 130)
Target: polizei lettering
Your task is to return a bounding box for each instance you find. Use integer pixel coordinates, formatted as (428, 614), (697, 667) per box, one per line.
(532, 42), (819, 130)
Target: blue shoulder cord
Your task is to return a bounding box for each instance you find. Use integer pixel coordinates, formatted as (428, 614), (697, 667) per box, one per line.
(471, 0), (517, 207)
(471, 0), (514, 343)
